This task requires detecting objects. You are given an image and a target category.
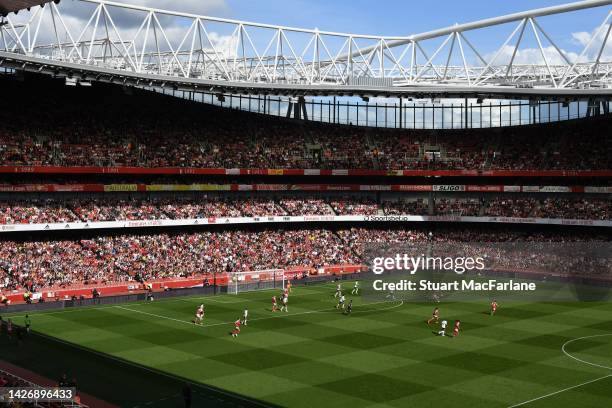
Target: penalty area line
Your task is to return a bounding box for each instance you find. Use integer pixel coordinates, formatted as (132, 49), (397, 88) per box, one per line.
(114, 300), (404, 329)
(2, 282), (335, 319)
(507, 374), (612, 407)
(114, 306), (193, 326)
(175, 286), (332, 305)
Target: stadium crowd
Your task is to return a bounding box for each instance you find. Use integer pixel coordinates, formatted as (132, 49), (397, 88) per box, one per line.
(330, 198), (379, 215)
(0, 227), (608, 292)
(2, 120), (610, 170)
(383, 199), (429, 215)
(0, 230), (357, 291)
(484, 198), (612, 220)
(1, 74), (611, 171)
(536, 198), (612, 220)
(0, 369), (83, 408)
(484, 198), (539, 218)
(434, 198), (482, 216)
(0, 196), (610, 223)
(0, 74), (610, 296)
(279, 199), (334, 216)
(0, 197), (288, 223)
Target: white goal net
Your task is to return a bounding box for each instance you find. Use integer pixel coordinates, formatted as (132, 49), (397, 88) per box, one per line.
(229, 269), (285, 295)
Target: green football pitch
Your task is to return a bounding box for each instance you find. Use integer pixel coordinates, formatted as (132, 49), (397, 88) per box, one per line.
(1, 281), (611, 408)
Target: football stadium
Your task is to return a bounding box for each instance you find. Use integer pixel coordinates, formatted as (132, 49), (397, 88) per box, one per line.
(0, 0), (611, 407)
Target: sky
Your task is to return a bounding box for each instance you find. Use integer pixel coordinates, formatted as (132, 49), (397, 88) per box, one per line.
(7, 0), (610, 65)
(122, 0), (606, 32)
(133, 0), (610, 55)
(221, 0), (604, 36)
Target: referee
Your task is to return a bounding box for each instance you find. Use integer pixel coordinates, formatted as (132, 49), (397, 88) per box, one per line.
(24, 315), (31, 334)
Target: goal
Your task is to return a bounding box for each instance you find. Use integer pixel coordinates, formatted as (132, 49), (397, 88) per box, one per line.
(229, 269), (285, 295)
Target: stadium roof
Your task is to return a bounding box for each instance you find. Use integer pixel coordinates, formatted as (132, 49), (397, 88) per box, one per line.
(0, 0), (53, 16)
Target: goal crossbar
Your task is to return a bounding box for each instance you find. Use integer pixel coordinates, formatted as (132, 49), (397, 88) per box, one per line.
(229, 269), (285, 295)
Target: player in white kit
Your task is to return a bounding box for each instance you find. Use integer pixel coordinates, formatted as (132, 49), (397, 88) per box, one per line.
(242, 307), (249, 325)
(280, 294), (288, 312)
(438, 320), (448, 336)
(334, 283), (342, 298)
(336, 295), (346, 310)
(194, 304), (204, 325)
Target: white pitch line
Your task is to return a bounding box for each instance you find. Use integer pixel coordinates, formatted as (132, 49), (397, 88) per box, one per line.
(1, 284), (335, 319)
(561, 334), (612, 371)
(114, 306), (194, 326)
(114, 300), (404, 329)
(28, 330), (270, 408)
(1, 295), (219, 318)
(508, 333), (612, 407)
(507, 374), (612, 408)
(176, 286), (331, 304)
(189, 297), (244, 304)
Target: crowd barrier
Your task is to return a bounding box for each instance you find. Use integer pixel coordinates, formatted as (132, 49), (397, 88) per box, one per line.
(1, 214), (610, 233)
(0, 183), (610, 193)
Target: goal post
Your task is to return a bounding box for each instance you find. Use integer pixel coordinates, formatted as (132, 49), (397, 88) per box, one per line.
(229, 269), (285, 295)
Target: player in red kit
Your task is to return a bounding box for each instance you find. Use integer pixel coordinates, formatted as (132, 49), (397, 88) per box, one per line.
(272, 296), (278, 312)
(452, 320), (461, 337)
(427, 307), (440, 325)
(231, 318), (241, 337)
(490, 300), (498, 316)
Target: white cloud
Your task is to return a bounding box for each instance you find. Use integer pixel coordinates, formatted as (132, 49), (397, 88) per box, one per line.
(485, 44), (583, 66)
(476, 23), (611, 66)
(571, 24), (612, 60)
(205, 31), (238, 58)
(60, 0), (230, 27)
(571, 31), (592, 47)
(124, 0), (228, 15)
(4, 0), (238, 60)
